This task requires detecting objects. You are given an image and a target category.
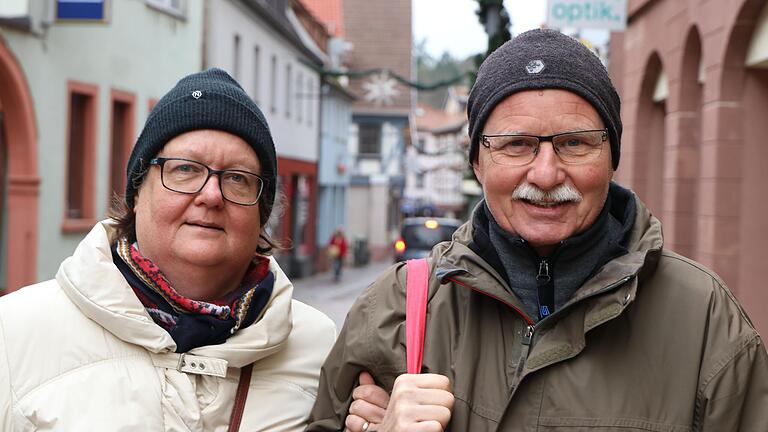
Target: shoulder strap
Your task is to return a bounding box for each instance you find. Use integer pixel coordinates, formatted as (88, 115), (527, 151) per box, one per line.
(406, 258), (430, 374)
(228, 363), (254, 432)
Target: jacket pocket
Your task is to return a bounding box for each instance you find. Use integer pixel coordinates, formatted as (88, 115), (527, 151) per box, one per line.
(538, 416), (693, 432)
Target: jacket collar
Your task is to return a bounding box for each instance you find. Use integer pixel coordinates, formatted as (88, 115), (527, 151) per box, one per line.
(431, 187), (663, 327)
(55, 221), (293, 367)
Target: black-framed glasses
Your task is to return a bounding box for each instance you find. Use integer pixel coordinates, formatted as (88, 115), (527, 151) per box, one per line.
(481, 129), (608, 166)
(149, 157), (265, 206)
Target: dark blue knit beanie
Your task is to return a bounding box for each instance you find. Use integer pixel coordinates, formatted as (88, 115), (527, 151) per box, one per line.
(125, 68), (277, 225)
(467, 29), (622, 170)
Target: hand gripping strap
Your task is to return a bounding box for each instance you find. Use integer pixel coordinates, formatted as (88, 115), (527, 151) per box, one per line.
(406, 258), (429, 374)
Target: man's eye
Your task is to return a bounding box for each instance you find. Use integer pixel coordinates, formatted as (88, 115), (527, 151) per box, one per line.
(505, 139), (529, 147)
(563, 138), (585, 147)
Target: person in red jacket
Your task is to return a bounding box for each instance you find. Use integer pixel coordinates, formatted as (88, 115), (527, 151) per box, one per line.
(328, 227), (348, 282)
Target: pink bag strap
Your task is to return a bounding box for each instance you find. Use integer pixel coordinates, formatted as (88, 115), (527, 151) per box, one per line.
(405, 258), (429, 374)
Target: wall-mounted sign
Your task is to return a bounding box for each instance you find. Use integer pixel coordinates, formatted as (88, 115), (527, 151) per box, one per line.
(56, 0), (109, 22)
(547, 0), (627, 31)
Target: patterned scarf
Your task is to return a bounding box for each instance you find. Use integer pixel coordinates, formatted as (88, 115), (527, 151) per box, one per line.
(112, 238), (275, 352)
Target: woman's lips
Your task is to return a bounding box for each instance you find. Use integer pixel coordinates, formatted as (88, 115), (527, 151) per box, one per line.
(186, 221), (224, 231)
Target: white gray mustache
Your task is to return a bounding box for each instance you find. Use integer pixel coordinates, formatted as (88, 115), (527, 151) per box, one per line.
(512, 182), (583, 204)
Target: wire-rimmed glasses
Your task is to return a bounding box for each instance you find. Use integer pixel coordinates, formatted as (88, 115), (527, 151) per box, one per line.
(481, 129), (608, 166)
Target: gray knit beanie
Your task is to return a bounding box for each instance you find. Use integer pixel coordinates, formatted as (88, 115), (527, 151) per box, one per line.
(467, 29), (622, 170)
(126, 68), (277, 225)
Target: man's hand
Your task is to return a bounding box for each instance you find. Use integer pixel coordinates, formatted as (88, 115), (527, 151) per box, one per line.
(345, 371), (390, 431)
(376, 373), (454, 432)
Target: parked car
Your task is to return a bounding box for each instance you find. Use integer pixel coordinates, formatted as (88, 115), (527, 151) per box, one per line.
(394, 217), (463, 262)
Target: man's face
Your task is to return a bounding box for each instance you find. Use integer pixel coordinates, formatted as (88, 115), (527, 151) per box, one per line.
(473, 89), (613, 256)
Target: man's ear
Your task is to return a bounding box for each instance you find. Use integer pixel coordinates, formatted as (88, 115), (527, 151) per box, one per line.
(472, 160), (484, 186)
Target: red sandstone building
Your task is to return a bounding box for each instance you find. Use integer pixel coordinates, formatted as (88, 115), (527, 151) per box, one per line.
(609, 0), (768, 337)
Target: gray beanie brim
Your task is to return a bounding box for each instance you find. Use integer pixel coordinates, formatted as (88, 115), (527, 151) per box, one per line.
(467, 29), (622, 170)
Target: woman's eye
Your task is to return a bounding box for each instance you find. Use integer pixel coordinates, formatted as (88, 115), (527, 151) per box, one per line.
(224, 173), (247, 184)
(174, 163), (201, 173)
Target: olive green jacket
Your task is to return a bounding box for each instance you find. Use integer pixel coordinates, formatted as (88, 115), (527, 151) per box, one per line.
(307, 196), (768, 431)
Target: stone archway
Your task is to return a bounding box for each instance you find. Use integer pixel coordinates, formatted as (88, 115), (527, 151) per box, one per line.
(0, 37), (39, 293)
(633, 52), (666, 216)
(664, 26), (703, 259)
(719, 0), (768, 337)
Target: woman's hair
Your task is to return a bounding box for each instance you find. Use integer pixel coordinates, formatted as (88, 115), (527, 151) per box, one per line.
(108, 171), (285, 256)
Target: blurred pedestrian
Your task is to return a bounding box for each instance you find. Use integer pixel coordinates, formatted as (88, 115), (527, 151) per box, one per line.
(308, 29), (768, 431)
(0, 68), (361, 431)
(328, 227), (348, 282)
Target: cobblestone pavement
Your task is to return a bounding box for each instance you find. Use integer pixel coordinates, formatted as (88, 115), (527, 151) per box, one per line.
(292, 260), (394, 330)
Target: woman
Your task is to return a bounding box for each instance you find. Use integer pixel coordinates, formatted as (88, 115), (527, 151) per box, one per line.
(328, 227), (348, 282)
(0, 69), (337, 430)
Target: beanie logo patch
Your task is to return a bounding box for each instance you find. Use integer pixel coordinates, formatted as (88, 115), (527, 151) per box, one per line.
(192, 90), (203, 99)
(525, 60), (546, 75)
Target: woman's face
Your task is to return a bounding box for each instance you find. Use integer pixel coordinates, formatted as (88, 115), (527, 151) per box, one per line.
(133, 130), (262, 290)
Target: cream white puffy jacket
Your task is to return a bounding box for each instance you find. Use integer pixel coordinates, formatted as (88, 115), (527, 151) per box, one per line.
(0, 222), (336, 431)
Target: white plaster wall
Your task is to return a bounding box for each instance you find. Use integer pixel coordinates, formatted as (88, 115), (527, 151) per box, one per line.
(206, 0), (319, 162)
(3, 0), (204, 281)
(0, 0), (28, 17)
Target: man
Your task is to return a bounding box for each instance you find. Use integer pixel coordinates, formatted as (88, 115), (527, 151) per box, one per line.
(307, 29), (768, 431)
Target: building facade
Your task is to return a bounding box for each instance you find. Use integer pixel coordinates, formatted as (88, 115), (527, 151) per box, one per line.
(205, 0), (324, 278)
(342, 0), (413, 261)
(299, 0), (355, 271)
(608, 0), (768, 337)
(0, 0), (203, 292)
(406, 101), (467, 219)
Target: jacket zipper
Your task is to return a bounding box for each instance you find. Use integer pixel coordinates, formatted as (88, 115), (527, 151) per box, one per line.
(446, 273), (634, 371)
(536, 259), (550, 283)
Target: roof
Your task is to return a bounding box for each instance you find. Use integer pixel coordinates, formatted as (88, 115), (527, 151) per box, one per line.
(239, 0), (324, 65)
(413, 103), (466, 133)
(300, 0), (345, 37)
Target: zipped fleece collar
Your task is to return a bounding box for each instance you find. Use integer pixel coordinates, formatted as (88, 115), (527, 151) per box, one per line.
(55, 221), (294, 368)
(431, 186), (663, 335)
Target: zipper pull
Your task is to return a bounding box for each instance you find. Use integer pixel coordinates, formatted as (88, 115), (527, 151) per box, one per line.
(522, 324), (534, 346)
(536, 259), (551, 283)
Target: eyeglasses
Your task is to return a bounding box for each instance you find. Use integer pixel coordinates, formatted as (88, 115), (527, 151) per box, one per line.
(149, 157), (264, 206)
(481, 129), (608, 166)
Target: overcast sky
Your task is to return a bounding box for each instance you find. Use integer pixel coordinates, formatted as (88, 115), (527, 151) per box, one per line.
(413, 0), (547, 59)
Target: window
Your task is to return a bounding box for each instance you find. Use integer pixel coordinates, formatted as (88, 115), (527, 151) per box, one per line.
(285, 63), (292, 118)
(270, 55), (277, 113)
(233, 34), (241, 80)
(145, 0), (185, 17)
(109, 90), (136, 201)
(63, 81), (98, 232)
(358, 123), (381, 156)
(296, 72), (303, 123)
(307, 77), (313, 126)
(253, 46), (261, 104)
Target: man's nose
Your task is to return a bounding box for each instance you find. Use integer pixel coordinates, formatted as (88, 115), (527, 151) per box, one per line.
(525, 142), (566, 189)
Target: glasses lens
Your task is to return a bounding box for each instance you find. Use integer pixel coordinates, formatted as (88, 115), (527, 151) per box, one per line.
(553, 131), (604, 164)
(485, 135), (538, 166)
(220, 171), (263, 205)
(161, 159), (208, 193)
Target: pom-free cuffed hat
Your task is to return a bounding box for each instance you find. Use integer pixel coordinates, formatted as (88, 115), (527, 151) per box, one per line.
(125, 68), (277, 225)
(467, 29), (622, 170)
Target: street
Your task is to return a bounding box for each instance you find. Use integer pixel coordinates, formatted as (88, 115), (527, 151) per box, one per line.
(292, 260), (394, 329)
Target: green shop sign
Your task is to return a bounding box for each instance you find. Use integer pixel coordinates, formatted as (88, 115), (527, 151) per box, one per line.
(547, 0), (627, 31)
